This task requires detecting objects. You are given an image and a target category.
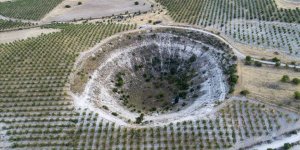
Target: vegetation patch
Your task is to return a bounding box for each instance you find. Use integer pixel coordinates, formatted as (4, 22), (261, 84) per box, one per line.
(0, 19), (33, 30)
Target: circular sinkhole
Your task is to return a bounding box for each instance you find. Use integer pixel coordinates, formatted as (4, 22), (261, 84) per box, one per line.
(72, 28), (236, 125)
(108, 44), (205, 113)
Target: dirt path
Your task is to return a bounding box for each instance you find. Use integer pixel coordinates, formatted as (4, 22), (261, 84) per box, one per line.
(0, 27), (60, 43)
(0, 14), (39, 24)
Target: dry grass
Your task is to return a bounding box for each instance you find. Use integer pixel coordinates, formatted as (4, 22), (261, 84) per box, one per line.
(120, 7), (173, 25)
(235, 61), (300, 111)
(71, 53), (104, 94)
(275, 0), (300, 9)
(0, 27), (60, 43)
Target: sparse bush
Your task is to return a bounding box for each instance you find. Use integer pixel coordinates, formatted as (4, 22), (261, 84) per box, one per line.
(78, 2), (82, 5)
(229, 74), (239, 85)
(245, 56), (252, 61)
(245, 56), (252, 65)
(254, 61), (262, 67)
(272, 57), (280, 63)
(240, 90), (250, 96)
(275, 62), (281, 67)
(135, 114), (144, 124)
(111, 112), (118, 116)
(295, 91), (300, 100)
(283, 143), (291, 150)
(115, 72), (125, 87)
(281, 75), (290, 83)
(103, 105), (109, 110)
(292, 78), (300, 85)
(65, 5), (71, 8)
(134, 1), (139, 5)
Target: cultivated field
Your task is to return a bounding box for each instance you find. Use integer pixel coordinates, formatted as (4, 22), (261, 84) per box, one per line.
(0, 23), (135, 149)
(68, 99), (300, 149)
(157, 0), (300, 57)
(0, 0), (299, 149)
(0, 0), (63, 20)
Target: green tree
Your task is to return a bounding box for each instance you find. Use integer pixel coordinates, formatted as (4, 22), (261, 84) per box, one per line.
(245, 56), (252, 65)
(135, 114), (144, 124)
(295, 91), (300, 100)
(283, 143), (291, 150)
(292, 78), (300, 85)
(281, 75), (290, 83)
(254, 61), (262, 67)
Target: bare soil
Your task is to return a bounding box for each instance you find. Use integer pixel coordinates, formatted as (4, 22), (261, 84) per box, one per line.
(121, 9), (173, 25)
(42, 0), (152, 23)
(275, 0), (300, 9)
(119, 0), (174, 25)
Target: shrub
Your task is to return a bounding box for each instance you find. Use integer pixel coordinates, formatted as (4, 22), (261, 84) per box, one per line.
(240, 90), (250, 96)
(292, 78), (300, 85)
(78, 2), (82, 5)
(102, 105), (109, 110)
(111, 112), (118, 116)
(135, 113), (144, 124)
(295, 91), (300, 100)
(245, 56), (252, 61)
(283, 143), (291, 150)
(254, 61), (262, 67)
(272, 57), (280, 62)
(281, 75), (290, 83)
(115, 72), (125, 87)
(65, 5), (71, 8)
(229, 74), (239, 85)
(134, 1), (139, 5)
(275, 62), (281, 67)
(245, 56), (252, 65)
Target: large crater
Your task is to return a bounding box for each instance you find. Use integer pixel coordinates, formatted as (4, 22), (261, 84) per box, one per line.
(72, 28), (236, 126)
